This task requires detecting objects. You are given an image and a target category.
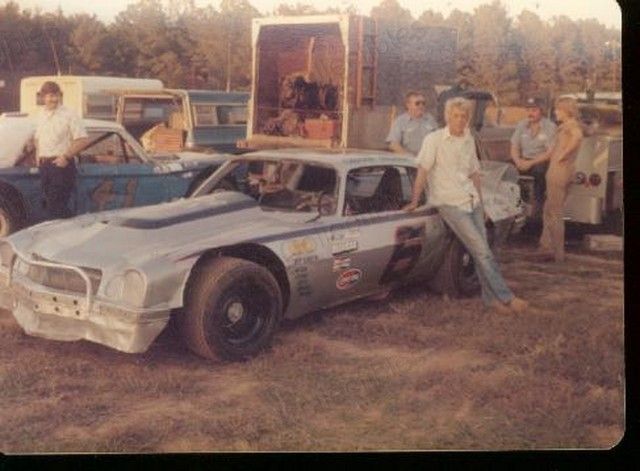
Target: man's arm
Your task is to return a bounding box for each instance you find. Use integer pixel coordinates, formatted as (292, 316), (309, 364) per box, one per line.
(404, 132), (436, 212)
(388, 141), (411, 154)
(403, 166), (428, 211)
(386, 116), (412, 155)
(53, 137), (90, 167)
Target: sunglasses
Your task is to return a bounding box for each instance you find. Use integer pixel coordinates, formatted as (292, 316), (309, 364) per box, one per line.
(413, 101), (426, 106)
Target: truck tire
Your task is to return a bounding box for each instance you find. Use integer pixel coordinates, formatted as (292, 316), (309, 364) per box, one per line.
(439, 238), (481, 298)
(180, 256), (283, 361)
(0, 196), (21, 237)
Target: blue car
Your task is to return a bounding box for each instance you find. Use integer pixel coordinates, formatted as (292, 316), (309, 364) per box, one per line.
(0, 114), (228, 236)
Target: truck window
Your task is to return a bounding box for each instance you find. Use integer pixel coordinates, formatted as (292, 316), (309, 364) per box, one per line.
(192, 104), (218, 126)
(217, 105), (247, 125)
(85, 93), (116, 120)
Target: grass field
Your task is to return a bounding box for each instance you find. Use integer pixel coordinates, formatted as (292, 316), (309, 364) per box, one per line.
(0, 242), (624, 453)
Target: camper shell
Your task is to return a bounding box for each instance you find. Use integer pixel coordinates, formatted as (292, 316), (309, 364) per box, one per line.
(244, 14), (457, 150)
(20, 75), (164, 120)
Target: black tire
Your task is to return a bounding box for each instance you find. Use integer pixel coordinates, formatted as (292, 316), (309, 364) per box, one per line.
(438, 238), (481, 298)
(0, 196), (20, 237)
(180, 256), (283, 361)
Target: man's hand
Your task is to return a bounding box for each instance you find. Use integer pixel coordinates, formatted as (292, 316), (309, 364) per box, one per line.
(516, 159), (534, 172)
(403, 201), (418, 212)
(53, 155), (70, 168)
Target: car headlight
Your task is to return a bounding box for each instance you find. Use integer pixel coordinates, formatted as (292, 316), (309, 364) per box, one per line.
(0, 242), (15, 269)
(104, 269), (147, 306)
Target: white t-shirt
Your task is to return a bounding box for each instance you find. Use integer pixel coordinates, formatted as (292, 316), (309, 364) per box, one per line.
(35, 105), (87, 158)
(416, 127), (481, 211)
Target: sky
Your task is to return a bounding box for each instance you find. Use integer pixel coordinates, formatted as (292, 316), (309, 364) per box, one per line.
(8, 0), (622, 29)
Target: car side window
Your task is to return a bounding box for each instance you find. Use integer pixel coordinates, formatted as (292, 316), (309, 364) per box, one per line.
(345, 166), (418, 215)
(78, 132), (139, 165)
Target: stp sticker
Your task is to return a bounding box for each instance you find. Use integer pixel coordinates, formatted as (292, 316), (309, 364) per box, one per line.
(336, 268), (363, 290)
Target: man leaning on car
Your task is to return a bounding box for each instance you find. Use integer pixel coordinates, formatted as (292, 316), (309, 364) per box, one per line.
(34, 81), (89, 219)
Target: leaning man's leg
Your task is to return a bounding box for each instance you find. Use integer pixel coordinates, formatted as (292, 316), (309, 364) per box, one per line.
(439, 205), (514, 306)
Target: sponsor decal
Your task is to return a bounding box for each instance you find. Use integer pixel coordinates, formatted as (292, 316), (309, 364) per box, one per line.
(292, 255), (319, 266)
(290, 265), (313, 296)
(331, 239), (358, 255)
(283, 237), (317, 259)
(336, 268), (362, 290)
(332, 256), (351, 272)
(330, 229), (360, 241)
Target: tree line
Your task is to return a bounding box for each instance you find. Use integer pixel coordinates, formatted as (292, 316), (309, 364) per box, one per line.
(0, 0), (621, 111)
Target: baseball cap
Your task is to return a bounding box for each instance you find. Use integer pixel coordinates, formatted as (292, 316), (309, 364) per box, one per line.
(524, 96), (545, 109)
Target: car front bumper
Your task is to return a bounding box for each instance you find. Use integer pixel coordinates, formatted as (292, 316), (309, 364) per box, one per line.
(4, 272), (171, 354)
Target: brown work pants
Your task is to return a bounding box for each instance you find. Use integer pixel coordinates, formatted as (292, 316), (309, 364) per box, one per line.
(539, 163), (574, 262)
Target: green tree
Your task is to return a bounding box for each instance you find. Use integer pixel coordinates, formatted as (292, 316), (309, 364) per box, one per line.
(513, 10), (557, 100)
(370, 0), (413, 23)
(469, 1), (519, 103)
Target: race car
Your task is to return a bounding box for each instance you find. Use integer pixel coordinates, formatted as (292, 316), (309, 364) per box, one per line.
(0, 149), (523, 361)
(0, 113), (228, 236)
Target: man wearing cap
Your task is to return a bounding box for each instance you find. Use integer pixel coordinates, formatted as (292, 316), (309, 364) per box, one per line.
(386, 91), (438, 156)
(510, 97), (557, 221)
(34, 81), (89, 219)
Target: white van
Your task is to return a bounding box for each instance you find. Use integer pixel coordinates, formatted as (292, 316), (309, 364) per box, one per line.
(20, 75), (164, 120)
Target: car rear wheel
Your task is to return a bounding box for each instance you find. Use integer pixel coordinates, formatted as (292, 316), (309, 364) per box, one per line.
(439, 238), (481, 298)
(180, 256), (282, 361)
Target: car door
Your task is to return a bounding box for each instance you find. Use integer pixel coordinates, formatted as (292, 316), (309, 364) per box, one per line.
(75, 129), (169, 214)
(329, 165), (436, 299)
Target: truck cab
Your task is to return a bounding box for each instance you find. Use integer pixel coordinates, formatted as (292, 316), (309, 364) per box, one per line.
(116, 89), (249, 154)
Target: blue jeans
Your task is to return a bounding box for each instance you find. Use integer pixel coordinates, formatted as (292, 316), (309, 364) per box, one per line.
(438, 204), (514, 306)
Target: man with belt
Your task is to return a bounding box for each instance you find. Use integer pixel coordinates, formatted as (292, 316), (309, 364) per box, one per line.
(510, 96), (557, 222)
(34, 81), (89, 219)
(386, 91), (437, 156)
(404, 97), (527, 314)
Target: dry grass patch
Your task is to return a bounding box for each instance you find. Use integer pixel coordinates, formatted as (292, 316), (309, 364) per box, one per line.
(0, 242), (624, 452)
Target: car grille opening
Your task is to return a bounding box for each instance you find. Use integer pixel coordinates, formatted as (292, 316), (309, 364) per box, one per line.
(19, 255), (102, 295)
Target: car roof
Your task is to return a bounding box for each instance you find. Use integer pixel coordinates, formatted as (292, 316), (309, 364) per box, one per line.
(236, 148), (418, 170)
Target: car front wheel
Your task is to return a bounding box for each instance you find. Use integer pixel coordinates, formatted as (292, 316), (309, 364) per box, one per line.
(0, 196), (20, 237)
(180, 256), (283, 361)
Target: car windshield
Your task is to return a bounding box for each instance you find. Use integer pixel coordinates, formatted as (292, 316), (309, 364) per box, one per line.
(203, 159), (338, 213)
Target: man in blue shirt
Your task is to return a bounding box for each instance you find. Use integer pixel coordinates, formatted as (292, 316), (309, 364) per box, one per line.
(510, 96), (557, 220)
(386, 91), (438, 156)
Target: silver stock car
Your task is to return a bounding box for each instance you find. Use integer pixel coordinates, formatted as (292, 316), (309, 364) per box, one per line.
(0, 149), (523, 361)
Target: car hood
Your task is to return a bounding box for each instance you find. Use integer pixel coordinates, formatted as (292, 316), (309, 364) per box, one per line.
(7, 192), (311, 270)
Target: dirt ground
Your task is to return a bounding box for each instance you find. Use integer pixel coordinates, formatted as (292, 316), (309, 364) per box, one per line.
(0, 236), (624, 453)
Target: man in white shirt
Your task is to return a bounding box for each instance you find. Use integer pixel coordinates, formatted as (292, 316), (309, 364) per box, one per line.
(34, 81), (88, 219)
(404, 97), (527, 314)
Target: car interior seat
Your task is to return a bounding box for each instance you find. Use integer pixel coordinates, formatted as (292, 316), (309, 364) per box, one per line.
(367, 167), (403, 212)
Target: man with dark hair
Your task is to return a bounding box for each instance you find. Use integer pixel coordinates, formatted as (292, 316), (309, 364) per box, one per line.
(386, 91), (437, 156)
(510, 96), (557, 222)
(34, 81), (89, 219)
